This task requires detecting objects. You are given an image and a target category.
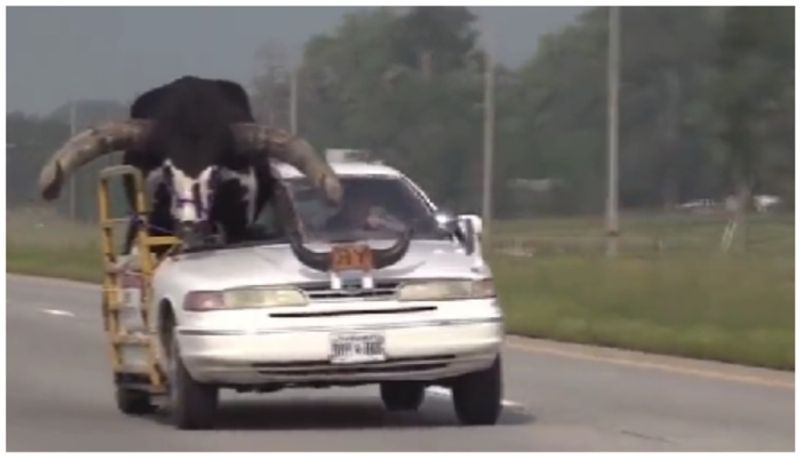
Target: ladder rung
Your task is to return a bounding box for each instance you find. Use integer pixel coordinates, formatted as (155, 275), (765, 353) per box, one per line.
(114, 365), (155, 376)
(106, 303), (145, 311)
(103, 265), (130, 274)
(101, 219), (130, 228)
(143, 236), (180, 247)
(112, 334), (153, 345)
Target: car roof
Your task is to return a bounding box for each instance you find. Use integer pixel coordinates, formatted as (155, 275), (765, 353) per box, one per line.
(273, 161), (404, 179)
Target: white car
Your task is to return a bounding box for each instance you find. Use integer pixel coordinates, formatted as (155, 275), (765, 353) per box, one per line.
(145, 161), (504, 429)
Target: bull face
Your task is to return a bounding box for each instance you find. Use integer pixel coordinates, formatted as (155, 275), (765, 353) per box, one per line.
(161, 161), (219, 243)
(161, 161), (219, 224)
(158, 160), (258, 244)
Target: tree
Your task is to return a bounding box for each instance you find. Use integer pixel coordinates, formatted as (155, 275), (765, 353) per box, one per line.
(261, 7), (484, 211)
(7, 112), (70, 211)
(711, 6), (794, 250)
(247, 6), (794, 220)
(250, 42), (292, 127)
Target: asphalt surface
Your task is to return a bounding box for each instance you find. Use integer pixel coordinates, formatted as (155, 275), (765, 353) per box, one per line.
(7, 274), (795, 451)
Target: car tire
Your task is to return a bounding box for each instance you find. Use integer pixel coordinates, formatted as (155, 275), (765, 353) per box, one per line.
(115, 386), (156, 415)
(380, 381), (425, 411)
(452, 355), (503, 425)
(168, 333), (218, 430)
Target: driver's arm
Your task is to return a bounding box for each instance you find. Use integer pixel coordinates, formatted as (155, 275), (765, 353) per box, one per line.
(366, 207), (406, 232)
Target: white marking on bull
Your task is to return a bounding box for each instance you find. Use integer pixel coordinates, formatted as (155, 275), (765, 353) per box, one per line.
(152, 160), (259, 225)
(162, 160), (221, 223)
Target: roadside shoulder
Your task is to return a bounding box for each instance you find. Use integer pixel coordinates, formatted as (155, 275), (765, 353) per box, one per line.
(7, 273), (99, 291)
(506, 334), (794, 389)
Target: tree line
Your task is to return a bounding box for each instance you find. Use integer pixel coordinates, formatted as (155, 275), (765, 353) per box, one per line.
(7, 6), (794, 221)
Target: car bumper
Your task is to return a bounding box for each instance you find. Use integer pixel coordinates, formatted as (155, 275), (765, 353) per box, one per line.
(176, 301), (503, 385)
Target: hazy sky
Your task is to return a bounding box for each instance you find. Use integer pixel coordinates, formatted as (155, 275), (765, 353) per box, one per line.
(7, 7), (584, 115)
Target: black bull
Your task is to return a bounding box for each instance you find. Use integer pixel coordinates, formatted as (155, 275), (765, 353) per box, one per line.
(37, 76), (410, 270)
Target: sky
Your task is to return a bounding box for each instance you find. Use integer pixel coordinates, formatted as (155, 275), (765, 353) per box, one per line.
(7, 6), (584, 115)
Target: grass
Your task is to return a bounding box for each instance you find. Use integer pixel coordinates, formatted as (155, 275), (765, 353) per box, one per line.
(6, 207), (795, 369)
(489, 211), (794, 369)
(7, 208), (102, 282)
(491, 253), (794, 369)
(7, 242), (100, 283)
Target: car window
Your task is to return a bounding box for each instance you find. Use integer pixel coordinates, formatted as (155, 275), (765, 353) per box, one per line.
(285, 176), (444, 242)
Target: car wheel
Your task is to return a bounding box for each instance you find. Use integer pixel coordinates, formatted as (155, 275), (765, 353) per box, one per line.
(380, 381), (425, 411)
(115, 386), (156, 415)
(452, 355), (503, 425)
(168, 332), (218, 430)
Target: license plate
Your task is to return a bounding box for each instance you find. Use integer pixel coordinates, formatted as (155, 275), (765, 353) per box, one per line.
(119, 274), (142, 307)
(330, 333), (385, 364)
(331, 244), (373, 272)
(121, 288), (141, 307)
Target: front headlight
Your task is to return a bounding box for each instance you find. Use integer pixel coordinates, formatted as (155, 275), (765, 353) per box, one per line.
(183, 287), (307, 311)
(224, 287), (308, 309)
(397, 279), (496, 301)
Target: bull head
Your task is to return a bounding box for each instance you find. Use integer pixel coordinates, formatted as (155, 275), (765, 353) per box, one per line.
(37, 120), (410, 270)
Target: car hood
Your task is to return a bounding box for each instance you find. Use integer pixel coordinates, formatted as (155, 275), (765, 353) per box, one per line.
(154, 239), (491, 291)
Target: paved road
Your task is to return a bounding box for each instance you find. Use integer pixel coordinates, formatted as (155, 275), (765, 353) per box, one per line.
(7, 274), (794, 451)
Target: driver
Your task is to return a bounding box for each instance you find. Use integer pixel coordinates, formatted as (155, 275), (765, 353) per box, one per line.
(324, 188), (404, 232)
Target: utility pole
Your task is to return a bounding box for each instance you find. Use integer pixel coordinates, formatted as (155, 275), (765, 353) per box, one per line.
(605, 6), (621, 257)
(69, 100), (77, 220)
(289, 66), (298, 135)
(481, 42), (495, 240)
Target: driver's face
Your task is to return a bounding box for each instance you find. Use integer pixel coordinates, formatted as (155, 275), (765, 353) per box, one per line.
(341, 196), (371, 222)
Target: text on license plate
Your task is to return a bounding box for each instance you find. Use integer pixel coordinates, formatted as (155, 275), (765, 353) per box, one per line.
(330, 333), (386, 364)
(331, 244), (374, 272)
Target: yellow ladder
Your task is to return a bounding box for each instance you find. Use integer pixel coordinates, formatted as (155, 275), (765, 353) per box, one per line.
(97, 165), (180, 394)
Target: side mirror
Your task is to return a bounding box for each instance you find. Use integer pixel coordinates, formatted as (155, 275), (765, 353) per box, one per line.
(458, 214), (483, 237)
(434, 209), (458, 232)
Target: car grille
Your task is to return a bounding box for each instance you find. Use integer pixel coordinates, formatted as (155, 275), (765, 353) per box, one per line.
(299, 280), (401, 301)
(252, 355), (455, 376)
(269, 306), (436, 318)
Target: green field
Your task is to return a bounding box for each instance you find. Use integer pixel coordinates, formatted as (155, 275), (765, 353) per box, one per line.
(7, 208), (795, 369)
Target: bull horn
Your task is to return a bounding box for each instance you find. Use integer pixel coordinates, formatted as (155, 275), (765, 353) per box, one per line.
(38, 120), (152, 200)
(372, 229), (413, 269)
(231, 124), (342, 206)
(288, 229), (413, 272)
(288, 234), (332, 271)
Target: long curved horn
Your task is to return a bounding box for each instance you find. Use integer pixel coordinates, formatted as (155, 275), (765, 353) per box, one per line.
(38, 120), (152, 200)
(288, 229), (413, 272)
(372, 229), (413, 269)
(288, 234), (332, 271)
(231, 124), (342, 205)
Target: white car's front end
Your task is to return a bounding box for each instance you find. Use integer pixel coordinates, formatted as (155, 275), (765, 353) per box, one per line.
(153, 240), (504, 386)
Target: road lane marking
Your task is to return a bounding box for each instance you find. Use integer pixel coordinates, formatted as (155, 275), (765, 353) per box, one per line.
(41, 308), (76, 317)
(506, 340), (794, 390)
(426, 386), (526, 409)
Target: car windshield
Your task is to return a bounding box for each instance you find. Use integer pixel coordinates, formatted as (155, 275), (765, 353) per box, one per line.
(285, 175), (443, 242)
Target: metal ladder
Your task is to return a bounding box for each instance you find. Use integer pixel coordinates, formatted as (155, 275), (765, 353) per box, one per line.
(97, 165), (180, 394)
